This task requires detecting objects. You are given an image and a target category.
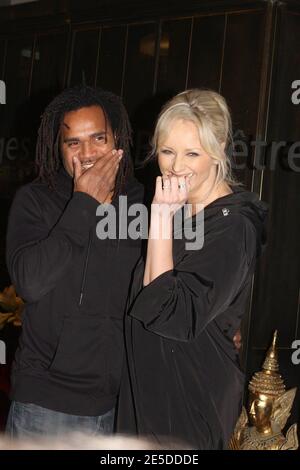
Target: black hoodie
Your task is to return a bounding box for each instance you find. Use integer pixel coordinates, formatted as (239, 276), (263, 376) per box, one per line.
(117, 186), (268, 449)
(6, 168), (144, 416)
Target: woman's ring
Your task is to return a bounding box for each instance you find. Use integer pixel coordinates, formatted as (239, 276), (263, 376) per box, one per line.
(178, 182), (186, 190)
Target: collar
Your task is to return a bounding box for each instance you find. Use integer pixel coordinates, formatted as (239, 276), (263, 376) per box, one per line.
(53, 166), (74, 199)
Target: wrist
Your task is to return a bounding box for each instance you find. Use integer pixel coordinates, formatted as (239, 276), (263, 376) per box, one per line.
(151, 203), (174, 220)
(149, 219), (173, 242)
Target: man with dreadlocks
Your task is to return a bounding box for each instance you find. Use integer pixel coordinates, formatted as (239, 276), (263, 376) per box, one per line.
(5, 86), (144, 437)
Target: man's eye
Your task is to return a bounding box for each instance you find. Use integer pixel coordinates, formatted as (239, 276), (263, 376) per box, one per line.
(68, 142), (79, 148)
(95, 135), (105, 142)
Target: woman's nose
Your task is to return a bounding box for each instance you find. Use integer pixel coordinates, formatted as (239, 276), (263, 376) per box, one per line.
(171, 155), (187, 174)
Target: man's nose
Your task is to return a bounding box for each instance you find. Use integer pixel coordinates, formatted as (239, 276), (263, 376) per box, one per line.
(81, 141), (96, 160)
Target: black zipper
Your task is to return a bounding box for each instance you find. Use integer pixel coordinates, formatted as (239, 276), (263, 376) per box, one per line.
(78, 230), (93, 306)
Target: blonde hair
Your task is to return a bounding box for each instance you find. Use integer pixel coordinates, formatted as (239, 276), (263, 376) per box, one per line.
(151, 88), (240, 187)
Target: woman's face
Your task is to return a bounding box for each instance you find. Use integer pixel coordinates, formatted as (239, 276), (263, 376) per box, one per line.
(157, 118), (218, 198)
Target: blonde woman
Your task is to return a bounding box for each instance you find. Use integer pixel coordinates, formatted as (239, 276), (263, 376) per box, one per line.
(117, 89), (268, 449)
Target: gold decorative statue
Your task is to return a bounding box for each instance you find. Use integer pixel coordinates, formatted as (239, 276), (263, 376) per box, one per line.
(231, 331), (298, 450)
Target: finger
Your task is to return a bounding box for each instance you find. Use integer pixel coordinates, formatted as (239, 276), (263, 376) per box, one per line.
(90, 152), (119, 181)
(104, 158), (120, 188)
(185, 174), (191, 190)
(183, 175), (190, 199)
(117, 149), (124, 160)
(92, 148), (118, 170)
(93, 149), (121, 177)
(73, 156), (82, 182)
(105, 151), (122, 181)
(177, 176), (186, 193)
(95, 162), (120, 201)
(233, 332), (241, 343)
(162, 175), (171, 191)
(170, 176), (179, 198)
(154, 176), (163, 201)
(104, 147), (123, 162)
(234, 332), (242, 343)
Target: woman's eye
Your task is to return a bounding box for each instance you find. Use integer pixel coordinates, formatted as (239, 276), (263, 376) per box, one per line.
(187, 152), (200, 157)
(160, 149), (172, 155)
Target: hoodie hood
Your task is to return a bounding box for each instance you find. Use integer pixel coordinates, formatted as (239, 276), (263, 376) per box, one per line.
(203, 186), (268, 257)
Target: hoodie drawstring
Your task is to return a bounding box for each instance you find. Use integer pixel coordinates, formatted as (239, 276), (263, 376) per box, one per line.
(79, 231), (92, 306)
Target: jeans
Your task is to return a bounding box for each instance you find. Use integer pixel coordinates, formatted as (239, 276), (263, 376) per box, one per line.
(6, 401), (115, 439)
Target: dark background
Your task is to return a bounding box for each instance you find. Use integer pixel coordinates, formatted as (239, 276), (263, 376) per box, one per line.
(0, 0), (299, 437)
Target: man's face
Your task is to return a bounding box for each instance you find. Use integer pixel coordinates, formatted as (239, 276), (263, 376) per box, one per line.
(60, 105), (115, 177)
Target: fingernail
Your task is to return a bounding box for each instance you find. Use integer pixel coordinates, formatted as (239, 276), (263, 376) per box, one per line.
(112, 149), (117, 155)
(73, 156), (77, 162)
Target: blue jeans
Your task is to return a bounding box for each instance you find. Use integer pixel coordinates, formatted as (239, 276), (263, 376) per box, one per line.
(6, 401), (115, 439)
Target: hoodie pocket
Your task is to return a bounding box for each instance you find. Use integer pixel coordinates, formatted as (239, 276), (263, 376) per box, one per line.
(48, 314), (108, 396)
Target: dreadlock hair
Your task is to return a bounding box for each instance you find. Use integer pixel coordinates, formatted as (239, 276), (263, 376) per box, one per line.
(35, 85), (133, 198)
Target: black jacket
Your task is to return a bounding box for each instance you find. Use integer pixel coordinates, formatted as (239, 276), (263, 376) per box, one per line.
(117, 187), (268, 449)
(6, 168), (143, 416)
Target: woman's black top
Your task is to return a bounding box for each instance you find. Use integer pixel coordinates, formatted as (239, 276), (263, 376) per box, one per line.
(117, 188), (268, 449)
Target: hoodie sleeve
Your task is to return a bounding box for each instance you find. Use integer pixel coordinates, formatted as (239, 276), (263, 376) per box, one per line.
(6, 185), (99, 303)
(129, 215), (257, 342)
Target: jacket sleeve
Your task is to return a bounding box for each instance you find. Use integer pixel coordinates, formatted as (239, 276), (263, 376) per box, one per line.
(129, 215), (257, 342)
(6, 186), (99, 303)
